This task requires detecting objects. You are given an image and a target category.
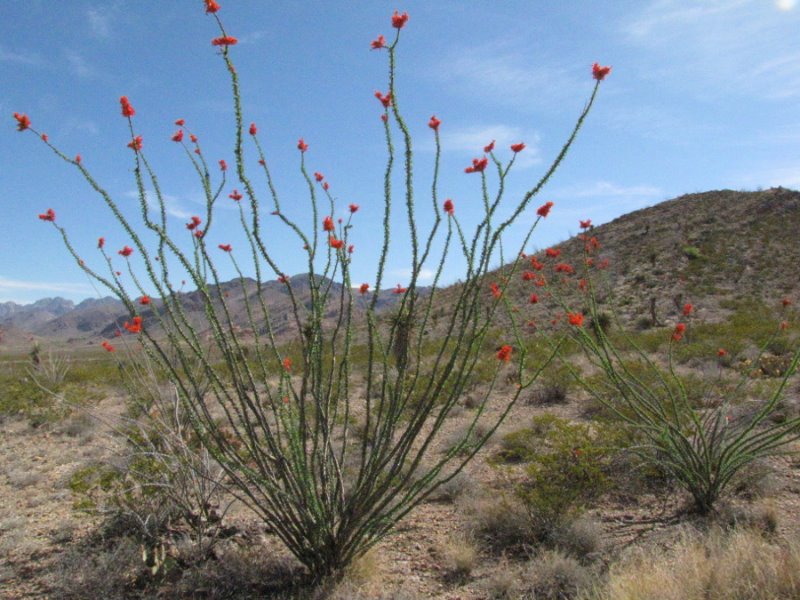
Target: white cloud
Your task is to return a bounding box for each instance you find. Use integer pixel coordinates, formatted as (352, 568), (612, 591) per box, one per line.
(737, 164), (800, 189)
(130, 190), (194, 220)
(435, 41), (583, 111)
(0, 276), (93, 297)
(553, 181), (663, 200)
(438, 124), (542, 169)
(391, 267), (435, 283)
(0, 45), (44, 66)
(87, 7), (112, 38)
(776, 0), (796, 11)
(65, 50), (94, 78)
(61, 117), (99, 136)
(620, 0), (800, 100)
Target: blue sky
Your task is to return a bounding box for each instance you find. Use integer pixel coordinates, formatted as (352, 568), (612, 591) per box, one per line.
(2, 0), (799, 305)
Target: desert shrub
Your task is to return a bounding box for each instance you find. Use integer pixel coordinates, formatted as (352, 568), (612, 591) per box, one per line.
(426, 469), (477, 503)
(513, 416), (613, 534)
(489, 550), (595, 600)
(435, 534), (478, 581)
(18, 4), (610, 582)
(682, 245), (705, 260)
(461, 493), (539, 554)
(566, 252), (800, 514)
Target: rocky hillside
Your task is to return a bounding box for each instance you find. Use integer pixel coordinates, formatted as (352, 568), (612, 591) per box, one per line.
(2, 188), (797, 349)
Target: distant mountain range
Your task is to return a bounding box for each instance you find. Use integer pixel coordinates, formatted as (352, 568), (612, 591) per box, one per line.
(2, 187), (798, 350)
(0, 274), (414, 349)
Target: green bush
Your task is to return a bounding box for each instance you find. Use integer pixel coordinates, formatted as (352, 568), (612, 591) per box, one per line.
(495, 415), (617, 534)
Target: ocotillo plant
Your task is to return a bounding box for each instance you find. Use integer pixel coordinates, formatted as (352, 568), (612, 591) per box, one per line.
(15, 4), (609, 580)
(556, 230), (800, 514)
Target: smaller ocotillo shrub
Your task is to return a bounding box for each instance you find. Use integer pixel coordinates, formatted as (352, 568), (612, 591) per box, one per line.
(558, 231), (800, 515)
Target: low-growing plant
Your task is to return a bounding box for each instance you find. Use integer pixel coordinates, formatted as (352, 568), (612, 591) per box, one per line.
(510, 415), (614, 533)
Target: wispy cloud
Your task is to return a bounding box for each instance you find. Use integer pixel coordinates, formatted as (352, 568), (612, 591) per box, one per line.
(0, 45), (44, 66)
(391, 268), (435, 283)
(435, 41), (583, 111)
(65, 50), (94, 79)
(553, 181), (664, 200)
(237, 30), (269, 45)
(61, 117), (99, 137)
(0, 276), (94, 298)
(87, 7), (112, 38)
(437, 124), (542, 169)
(129, 191), (194, 220)
(737, 164), (800, 190)
(620, 0), (800, 100)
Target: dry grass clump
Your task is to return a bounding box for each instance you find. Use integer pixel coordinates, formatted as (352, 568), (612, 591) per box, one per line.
(595, 527), (800, 600)
(481, 550), (595, 599)
(434, 534), (478, 581)
(460, 493), (538, 554)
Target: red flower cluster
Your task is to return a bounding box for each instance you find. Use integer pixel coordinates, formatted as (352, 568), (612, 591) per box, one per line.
(204, 0), (220, 13)
(329, 236), (344, 250)
(510, 142), (525, 153)
(218, 244), (232, 252)
(465, 156), (488, 173)
(683, 303), (693, 316)
(101, 340), (115, 352)
(282, 357), (292, 372)
(186, 215), (202, 231)
(554, 263), (575, 274)
(359, 283), (370, 295)
(579, 219), (592, 229)
(123, 316), (143, 334)
(38, 208), (56, 222)
(782, 297), (792, 308)
(392, 11), (409, 29)
(545, 248), (560, 258)
(375, 91), (392, 108)
(496, 345), (512, 362)
(98, 237), (105, 249)
(394, 284), (407, 294)
(314, 172), (324, 182)
(592, 63), (612, 81)
(212, 36), (238, 46)
(119, 246), (133, 257)
(567, 312), (584, 327)
(323, 216), (335, 232)
(13, 112), (31, 131)
(297, 138), (308, 152)
(171, 129), (184, 142)
(119, 96), (135, 118)
(428, 115), (441, 130)
(127, 135), (143, 152)
(139, 295), (151, 305)
(718, 348), (727, 357)
(530, 257), (544, 270)
(371, 35), (386, 50)
(249, 122), (257, 135)
(443, 199), (454, 216)
(175, 119), (185, 126)
(219, 159), (227, 171)
(229, 189), (242, 201)
(484, 140), (495, 153)
(529, 293), (539, 304)
(672, 323), (686, 342)
(537, 201), (554, 218)
(349, 203), (359, 213)
(490, 282), (502, 299)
